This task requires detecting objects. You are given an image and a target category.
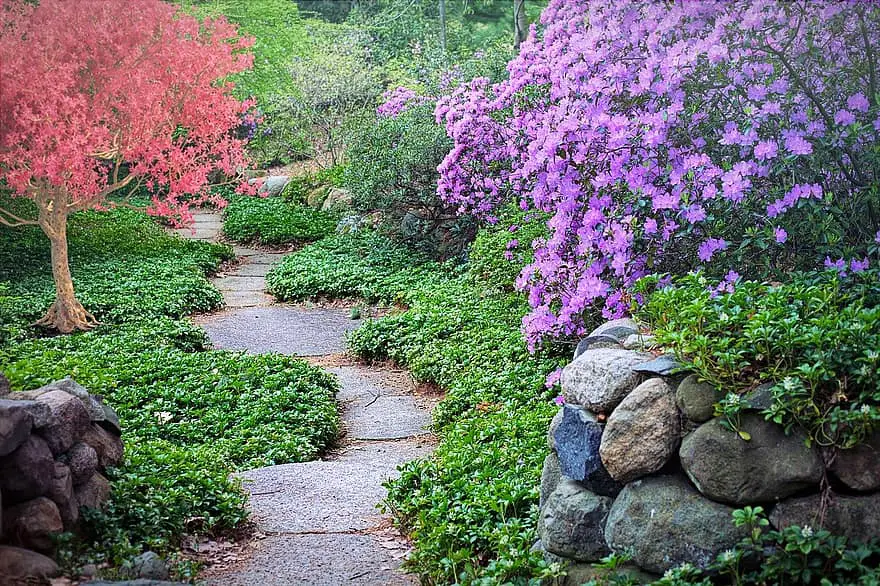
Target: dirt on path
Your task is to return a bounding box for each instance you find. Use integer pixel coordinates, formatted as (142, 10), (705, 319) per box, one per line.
(175, 212), (435, 586)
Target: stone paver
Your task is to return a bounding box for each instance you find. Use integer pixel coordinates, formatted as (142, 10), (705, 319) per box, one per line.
(198, 306), (362, 356)
(204, 534), (415, 586)
(177, 211), (432, 585)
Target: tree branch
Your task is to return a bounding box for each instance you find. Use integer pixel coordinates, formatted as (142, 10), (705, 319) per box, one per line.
(0, 206), (39, 227)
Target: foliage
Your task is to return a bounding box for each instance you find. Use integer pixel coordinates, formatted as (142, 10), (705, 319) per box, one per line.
(222, 195), (338, 246)
(637, 271), (880, 448)
(266, 230), (440, 303)
(269, 230), (567, 584)
(436, 0), (880, 347)
(345, 104), (475, 259)
(467, 206), (549, 292)
(0, 208), (339, 567)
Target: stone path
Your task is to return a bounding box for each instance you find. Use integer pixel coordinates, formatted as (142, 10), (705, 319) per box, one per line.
(175, 212), (435, 586)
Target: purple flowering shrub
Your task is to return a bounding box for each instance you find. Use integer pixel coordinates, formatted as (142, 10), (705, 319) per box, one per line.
(436, 0), (880, 347)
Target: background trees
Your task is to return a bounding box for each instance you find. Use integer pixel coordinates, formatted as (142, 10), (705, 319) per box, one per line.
(0, 0), (254, 332)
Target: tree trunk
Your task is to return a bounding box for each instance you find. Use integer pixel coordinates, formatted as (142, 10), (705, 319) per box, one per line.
(34, 201), (97, 333)
(439, 0), (447, 54)
(513, 0), (528, 51)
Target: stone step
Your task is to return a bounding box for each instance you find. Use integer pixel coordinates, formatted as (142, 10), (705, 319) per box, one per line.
(212, 276), (267, 292)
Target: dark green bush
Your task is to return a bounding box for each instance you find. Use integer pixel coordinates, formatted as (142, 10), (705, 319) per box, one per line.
(344, 105), (476, 259)
(222, 195), (338, 246)
(467, 206), (549, 292)
(636, 271), (880, 448)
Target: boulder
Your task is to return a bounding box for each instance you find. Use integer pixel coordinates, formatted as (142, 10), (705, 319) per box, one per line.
(35, 389), (91, 455)
(64, 441), (100, 486)
(249, 175), (289, 197)
(98, 401), (122, 436)
(573, 335), (622, 360)
(633, 354), (682, 376)
(675, 375), (722, 423)
(321, 187), (353, 211)
(75, 472), (111, 510)
(2, 497), (64, 552)
(680, 414), (823, 505)
(0, 399), (34, 457)
(37, 378), (105, 423)
(553, 405), (622, 496)
(829, 432), (880, 492)
(588, 318), (640, 341)
(0, 546), (60, 581)
(623, 333), (656, 351)
(561, 348), (652, 413)
(539, 480), (613, 562)
(744, 383), (775, 412)
(47, 462), (79, 527)
(604, 475), (746, 574)
(600, 378), (680, 483)
(0, 435), (54, 503)
(770, 492), (880, 544)
(306, 186), (329, 208)
(81, 424), (124, 469)
(124, 551), (170, 581)
(539, 452), (563, 509)
(547, 407), (564, 452)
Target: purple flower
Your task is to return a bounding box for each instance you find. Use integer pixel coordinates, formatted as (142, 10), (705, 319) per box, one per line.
(847, 92), (870, 112)
(824, 256), (848, 275)
(698, 238), (728, 262)
(774, 227), (787, 243)
(784, 132), (813, 155)
(851, 258), (870, 273)
(834, 109), (856, 126)
(753, 140), (778, 161)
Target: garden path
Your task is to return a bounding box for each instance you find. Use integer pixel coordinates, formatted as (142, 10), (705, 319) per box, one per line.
(176, 212), (435, 585)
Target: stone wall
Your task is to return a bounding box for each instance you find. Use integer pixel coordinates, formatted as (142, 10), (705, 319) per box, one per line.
(538, 319), (880, 584)
(0, 375), (123, 580)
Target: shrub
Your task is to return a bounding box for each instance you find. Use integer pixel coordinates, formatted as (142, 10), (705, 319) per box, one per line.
(345, 104), (476, 259)
(637, 271), (880, 448)
(222, 195), (338, 246)
(436, 0), (880, 346)
(467, 206), (549, 292)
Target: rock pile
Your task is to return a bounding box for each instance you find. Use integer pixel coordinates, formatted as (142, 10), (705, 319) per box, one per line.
(0, 375), (122, 581)
(538, 319), (880, 583)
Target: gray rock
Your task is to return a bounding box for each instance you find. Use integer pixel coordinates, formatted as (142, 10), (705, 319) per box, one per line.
(249, 175), (290, 197)
(744, 383), (775, 412)
(75, 472), (111, 510)
(539, 480), (613, 562)
(321, 186), (353, 211)
(623, 333), (656, 351)
(605, 475), (746, 574)
(38, 378), (106, 423)
(553, 405), (622, 496)
(676, 375), (723, 423)
(770, 492), (880, 544)
(554, 562), (657, 586)
(547, 407), (564, 451)
(588, 318), (640, 341)
(81, 424), (124, 469)
(540, 452), (563, 509)
(84, 582), (189, 586)
(0, 546), (60, 580)
(36, 389), (92, 454)
(573, 335), (622, 360)
(561, 348), (652, 413)
(600, 378), (680, 484)
(47, 461), (79, 527)
(125, 551), (170, 581)
(680, 414), (823, 505)
(0, 434), (54, 503)
(0, 398), (34, 457)
(2, 497), (64, 552)
(65, 441), (100, 486)
(634, 354), (682, 376)
(829, 431), (880, 492)
(99, 401), (122, 435)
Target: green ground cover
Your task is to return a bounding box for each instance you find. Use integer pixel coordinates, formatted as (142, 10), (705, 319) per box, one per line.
(0, 204), (339, 575)
(222, 194), (338, 246)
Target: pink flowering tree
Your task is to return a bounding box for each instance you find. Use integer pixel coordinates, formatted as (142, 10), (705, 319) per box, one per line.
(436, 0), (880, 347)
(0, 0), (255, 333)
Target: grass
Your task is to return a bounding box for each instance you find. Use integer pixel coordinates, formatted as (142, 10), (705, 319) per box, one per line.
(0, 201), (339, 575)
